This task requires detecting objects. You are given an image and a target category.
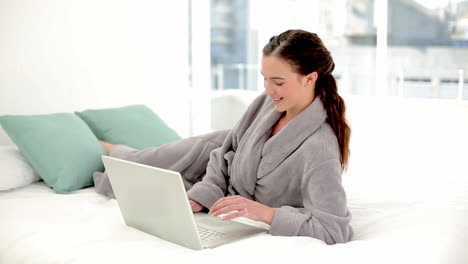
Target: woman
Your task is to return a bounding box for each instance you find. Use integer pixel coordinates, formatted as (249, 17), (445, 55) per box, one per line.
(97, 29), (353, 244)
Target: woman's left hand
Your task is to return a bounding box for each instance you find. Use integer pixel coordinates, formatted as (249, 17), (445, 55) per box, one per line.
(209, 195), (276, 225)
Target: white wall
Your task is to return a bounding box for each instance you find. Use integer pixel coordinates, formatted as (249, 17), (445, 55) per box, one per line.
(0, 0), (191, 137)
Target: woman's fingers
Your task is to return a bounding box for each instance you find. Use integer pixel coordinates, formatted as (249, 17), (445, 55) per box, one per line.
(209, 195), (275, 224)
(210, 203), (242, 217)
(190, 200), (203, 213)
(210, 195), (243, 216)
(220, 209), (246, 221)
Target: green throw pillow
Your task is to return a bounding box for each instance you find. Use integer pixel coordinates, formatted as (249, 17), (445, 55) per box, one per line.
(0, 113), (105, 193)
(75, 104), (181, 150)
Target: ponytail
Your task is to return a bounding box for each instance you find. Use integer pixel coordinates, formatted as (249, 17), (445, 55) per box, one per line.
(316, 74), (351, 171)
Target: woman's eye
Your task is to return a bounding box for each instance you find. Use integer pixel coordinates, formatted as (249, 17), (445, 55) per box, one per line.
(274, 83), (284, 86)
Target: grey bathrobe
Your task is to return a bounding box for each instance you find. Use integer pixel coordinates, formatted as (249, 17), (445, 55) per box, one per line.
(94, 94), (353, 245)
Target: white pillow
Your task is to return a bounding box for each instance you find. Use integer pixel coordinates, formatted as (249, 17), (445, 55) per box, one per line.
(0, 145), (41, 190)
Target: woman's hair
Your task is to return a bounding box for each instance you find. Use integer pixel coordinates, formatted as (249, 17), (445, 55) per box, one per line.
(262, 29), (351, 170)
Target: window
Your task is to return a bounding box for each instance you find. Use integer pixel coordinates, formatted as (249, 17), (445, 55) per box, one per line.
(206, 0), (468, 100)
(209, 0), (378, 95)
(387, 0), (468, 100)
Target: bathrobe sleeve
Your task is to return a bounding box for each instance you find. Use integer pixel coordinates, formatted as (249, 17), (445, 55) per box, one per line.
(269, 159), (353, 244)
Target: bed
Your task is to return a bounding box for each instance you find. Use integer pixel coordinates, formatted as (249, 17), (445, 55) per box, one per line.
(1, 95), (468, 264)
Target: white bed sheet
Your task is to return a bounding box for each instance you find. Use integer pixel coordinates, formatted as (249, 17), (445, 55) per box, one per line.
(1, 182), (467, 264)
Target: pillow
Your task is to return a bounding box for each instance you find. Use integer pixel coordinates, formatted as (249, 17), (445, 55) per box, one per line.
(0, 113), (105, 193)
(0, 145), (41, 191)
(75, 104), (181, 150)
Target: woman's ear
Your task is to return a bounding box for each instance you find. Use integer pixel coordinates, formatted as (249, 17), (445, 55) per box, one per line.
(305, 72), (318, 87)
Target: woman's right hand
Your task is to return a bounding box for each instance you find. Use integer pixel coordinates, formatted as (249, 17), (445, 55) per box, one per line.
(190, 200), (204, 213)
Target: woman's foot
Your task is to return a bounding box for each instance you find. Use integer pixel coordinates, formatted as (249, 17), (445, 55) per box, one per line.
(99, 140), (117, 154)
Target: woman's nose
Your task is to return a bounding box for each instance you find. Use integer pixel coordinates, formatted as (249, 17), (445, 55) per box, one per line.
(264, 81), (273, 95)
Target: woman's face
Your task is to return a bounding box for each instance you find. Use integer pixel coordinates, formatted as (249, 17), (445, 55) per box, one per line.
(261, 55), (316, 118)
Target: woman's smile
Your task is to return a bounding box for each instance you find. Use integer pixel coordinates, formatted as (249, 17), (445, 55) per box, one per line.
(272, 97), (284, 104)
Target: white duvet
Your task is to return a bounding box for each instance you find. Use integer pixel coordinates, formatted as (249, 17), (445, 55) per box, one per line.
(1, 181), (467, 264)
(2, 97), (468, 264)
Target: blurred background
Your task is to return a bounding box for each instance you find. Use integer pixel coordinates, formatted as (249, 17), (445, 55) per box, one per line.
(207, 0), (468, 98)
(1, 0), (467, 136)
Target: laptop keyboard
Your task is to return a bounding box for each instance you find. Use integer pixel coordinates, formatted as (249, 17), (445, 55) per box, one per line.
(197, 226), (227, 242)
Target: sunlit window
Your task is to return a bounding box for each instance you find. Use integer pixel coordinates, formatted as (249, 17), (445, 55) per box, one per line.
(389, 0), (468, 100)
(206, 0), (468, 100)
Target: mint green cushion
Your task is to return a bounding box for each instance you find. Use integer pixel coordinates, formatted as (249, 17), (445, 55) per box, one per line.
(75, 105), (181, 150)
(0, 113), (105, 193)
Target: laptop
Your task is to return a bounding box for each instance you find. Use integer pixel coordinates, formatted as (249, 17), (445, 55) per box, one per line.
(102, 156), (268, 250)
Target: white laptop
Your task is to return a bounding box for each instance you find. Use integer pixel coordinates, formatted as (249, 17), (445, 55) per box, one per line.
(102, 156), (268, 250)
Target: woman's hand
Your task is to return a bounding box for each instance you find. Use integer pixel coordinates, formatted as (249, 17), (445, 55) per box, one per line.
(99, 140), (117, 154)
(190, 200), (204, 213)
(209, 195), (276, 225)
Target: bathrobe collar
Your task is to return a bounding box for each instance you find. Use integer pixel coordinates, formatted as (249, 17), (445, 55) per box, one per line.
(230, 96), (328, 198)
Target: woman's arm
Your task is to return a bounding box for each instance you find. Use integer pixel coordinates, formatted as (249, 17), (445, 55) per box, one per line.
(185, 134), (234, 209)
(186, 94), (270, 209)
